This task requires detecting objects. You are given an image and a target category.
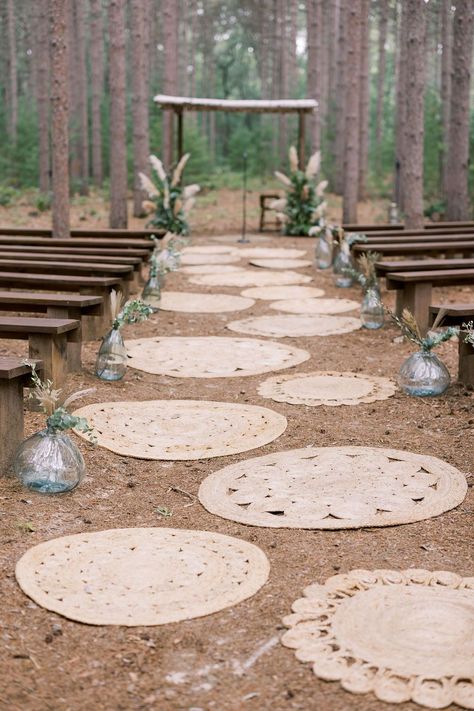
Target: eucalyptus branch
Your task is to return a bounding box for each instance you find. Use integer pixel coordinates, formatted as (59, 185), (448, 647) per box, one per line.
(385, 308), (459, 351)
(112, 299), (154, 331)
(462, 321), (474, 345)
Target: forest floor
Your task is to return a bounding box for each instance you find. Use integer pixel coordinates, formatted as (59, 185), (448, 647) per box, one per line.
(0, 193), (473, 711)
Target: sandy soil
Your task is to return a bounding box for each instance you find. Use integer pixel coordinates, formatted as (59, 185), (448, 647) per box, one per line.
(0, 200), (473, 711)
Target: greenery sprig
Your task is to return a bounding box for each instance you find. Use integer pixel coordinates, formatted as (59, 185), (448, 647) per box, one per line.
(112, 297), (154, 331)
(23, 361), (96, 441)
(342, 252), (381, 290)
(462, 321), (474, 345)
(386, 308), (459, 352)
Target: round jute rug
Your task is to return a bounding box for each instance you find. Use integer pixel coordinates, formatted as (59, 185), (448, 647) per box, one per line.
(282, 568), (474, 708)
(189, 271), (312, 288)
(258, 371), (396, 407)
(182, 245), (236, 255)
(198, 446), (467, 528)
(269, 297), (359, 315)
(181, 253), (241, 265)
(125, 336), (310, 378)
(249, 258), (313, 270)
(237, 247), (307, 259)
(159, 291), (255, 313)
(241, 285), (325, 300)
(16, 528), (270, 626)
(73, 400), (287, 460)
(226, 314), (361, 338)
(180, 264), (245, 275)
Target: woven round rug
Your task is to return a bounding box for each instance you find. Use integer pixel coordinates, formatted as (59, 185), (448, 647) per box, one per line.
(182, 245), (236, 255)
(73, 400), (287, 460)
(159, 291), (254, 313)
(249, 258), (312, 270)
(241, 285), (325, 300)
(258, 371), (396, 406)
(227, 314), (361, 338)
(282, 568), (474, 708)
(181, 253), (240, 265)
(190, 271), (312, 288)
(125, 336), (310, 378)
(270, 297), (359, 315)
(181, 264), (245, 275)
(198, 446), (467, 529)
(237, 247), (307, 259)
(16, 528), (270, 626)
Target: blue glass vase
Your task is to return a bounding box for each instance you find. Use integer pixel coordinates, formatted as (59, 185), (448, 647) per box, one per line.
(398, 350), (450, 397)
(361, 285), (384, 329)
(95, 328), (127, 381)
(14, 429), (85, 494)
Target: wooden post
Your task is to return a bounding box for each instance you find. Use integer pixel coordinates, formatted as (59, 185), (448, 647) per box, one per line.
(0, 378), (23, 474)
(298, 111), (306, 168)
(458, 334), (474, 386)
(29, 333), (69, 387)
(176, 109), (184, 161)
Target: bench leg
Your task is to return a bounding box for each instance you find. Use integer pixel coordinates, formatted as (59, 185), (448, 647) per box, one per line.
(458, 335), (474, 387)
(46, 306), (82, 371)
(29, 333), (68, 387)
(0, 379), (24, 475)
(80, 287), (109, 340)
(398, 283), (432, 335)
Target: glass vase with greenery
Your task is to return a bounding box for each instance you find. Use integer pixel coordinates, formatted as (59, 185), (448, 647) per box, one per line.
(343, 252), (384, 329)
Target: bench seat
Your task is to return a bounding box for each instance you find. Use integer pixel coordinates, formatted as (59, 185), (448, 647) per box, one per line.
(376, 259), (474, 276)
(429, 304), (474, 386)
(0, 236), (154, 250)
(0, 244), (150, 258)
(354, 241), (474, 257)
(0, 227), (162, 239)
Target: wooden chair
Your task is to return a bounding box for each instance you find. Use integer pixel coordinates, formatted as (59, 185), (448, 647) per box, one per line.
(259, 193), (281, 232)
(385, 269), (474, 333)
(0, 316), (79, 384)
(0, 357), (42, 474)
(429, 305), (474, 387)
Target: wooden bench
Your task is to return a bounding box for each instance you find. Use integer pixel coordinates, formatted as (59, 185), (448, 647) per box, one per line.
(0, 227), (162, 239)
(0, 316), (80, 385)
(0, 244), (150, 258)
(0, 357), (42, 474)
(0, 236), (155, 250)
(362, 233), (474, 244)
(375, 258), (474, 276)
(259, 193), (281, 232)
(429, 304), (474, 386)
(0, 258), (134, 281)
(344, 222), (474, 232)
(385, 269), (474, 334)
(353, 241), (474, 258)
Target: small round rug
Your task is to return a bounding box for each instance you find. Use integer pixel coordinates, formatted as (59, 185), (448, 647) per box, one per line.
(237, 247), (307, 259)
(73, 400), (287, 460)
(16, 528), (270, 626)
(180, 264), (245, 275)
(270, 297), (359, 315)
(241, 285), (325, 300)
(125, 336), (310, 378)
(190, 271), (312, 288)
(182, 245), (236, 255)
(258, 371), (396, 406)
(198, 445), (467, 529)
(227, 314), (361, 338)
(181, 253), (240, 265)
(249, 258), (312, 270)
(281, 568), (474, 708)
(159, 291), (254, 313)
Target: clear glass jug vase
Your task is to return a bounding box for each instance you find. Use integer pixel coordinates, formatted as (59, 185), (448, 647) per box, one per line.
(315, 236), (333, 269)
(398, 350), (450, 397)
(95, 328), (127, 381)
(361, 286), (384, 329)
(333, 248), (354, 288)
(141, 275), (162, 311)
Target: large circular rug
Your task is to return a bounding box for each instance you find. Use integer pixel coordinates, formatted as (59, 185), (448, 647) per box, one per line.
(241, 285), (325, 300)
(180, 264), (245, 275)
(269, 297), (359, 315)
(249, 258), (312, 270)
(227, 314), (361, 337)
(198, 446), (467, 528)
(237, 247), (307, 259)
(16, 528), (270, 626)
(181, 253), (241, 265)
(125, 336), (310, 378)
(159, 291), (255, 313)
(73, 400), (287, 460)
(189, 271), (312, 288)
(282, 569), (474, 708)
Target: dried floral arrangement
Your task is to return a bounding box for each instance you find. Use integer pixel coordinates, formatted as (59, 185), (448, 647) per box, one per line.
(270, 147), (328, 236)
(139, 154), (200, 235)
(23, 361), (96, 441)
(388, 308), (459, 352)
(343, 252), (381, 290)
(308, 220), (342, 243)
(110, 291), (154, 331)
(462, 320), (474, 346)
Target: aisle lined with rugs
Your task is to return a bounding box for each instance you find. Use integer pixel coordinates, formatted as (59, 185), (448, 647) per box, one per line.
(3, 233), (473, 711)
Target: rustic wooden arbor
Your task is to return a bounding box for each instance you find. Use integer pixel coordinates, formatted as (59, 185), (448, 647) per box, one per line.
(153, 95), (318, 166)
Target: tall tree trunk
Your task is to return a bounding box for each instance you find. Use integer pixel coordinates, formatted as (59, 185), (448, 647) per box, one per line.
(131, 0), (150, 218)
(90, 0), (104, 186)
(74, 0), (89, 195)
(334, 0), (347, 193)
(306, 0), (321, 153)
(446, 0), (474, 220)
(403, 0), (426, 229)
(162, 0), (179, 168)
(358, 0), (370, 200)
(278, 0), (288, 163)
(342, 0), (362, 222)
(394, 1), (407, 210)
(37, 0), (51, 194)
(108, 0), (128, 228)
(50, 0), (70, 239)
(375, 0), (388, 163)
(328, 0), (340, 105)
(6, 0), (17, 142)
(440, 0), (453, 198)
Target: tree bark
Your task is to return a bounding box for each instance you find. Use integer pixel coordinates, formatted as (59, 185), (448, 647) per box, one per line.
(358, 0), (370, 200)
(162, 0), (179, 168)
(277, 0), (288, 163)
(440, 0), (452, 196)
(334, 0), (347, 194)
(37, 0), (51, 194)
(306, 0), (321, 153)
(108, 0), (128, 228)
(375, 0), (388, 159)
(342, 0), (362, 223)
(131, 0), (150, 217)
(394, 1), (407, 210)
(50, 0), (70, 238)
(90, 0), (104, 186)
(403, 0), (426, 229)
(446, 0), (474, 220)
(74, 0), (89, 195)
(6, 0), (17, 142)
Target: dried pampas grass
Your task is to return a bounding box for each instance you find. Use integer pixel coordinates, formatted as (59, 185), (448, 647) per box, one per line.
(289, 146), (299, 172)
(305, 150), (321, 179)
(171, 153), (190, 186)
(138, 173), (159, 198)
(149, 154), (167, 182)
(274, 171), (292, 187)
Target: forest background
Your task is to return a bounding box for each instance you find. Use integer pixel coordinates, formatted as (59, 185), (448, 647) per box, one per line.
(0, 0), (473, 223)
